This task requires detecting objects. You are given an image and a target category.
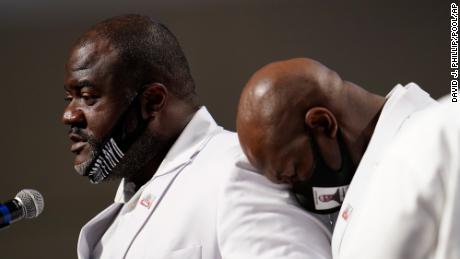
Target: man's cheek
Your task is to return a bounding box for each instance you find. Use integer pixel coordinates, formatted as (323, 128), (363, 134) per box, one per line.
(88, 124), (108, 141)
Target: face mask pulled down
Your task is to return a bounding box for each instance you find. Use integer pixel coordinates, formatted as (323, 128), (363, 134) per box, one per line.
(85, 94), (148, 184)
(292, 131), (356, 214)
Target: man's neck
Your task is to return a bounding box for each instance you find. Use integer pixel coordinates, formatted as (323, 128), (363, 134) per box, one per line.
(339, 83), (386, 165)
(128, 135), (177, 191)
(127, 105), (199, 190)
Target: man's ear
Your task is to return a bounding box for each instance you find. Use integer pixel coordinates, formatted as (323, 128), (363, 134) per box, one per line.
(140, 83), (168, 119)
(304, 107), (338, 137)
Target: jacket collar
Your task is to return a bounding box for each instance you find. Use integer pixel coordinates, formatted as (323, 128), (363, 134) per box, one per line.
(113, 106), (222, 203)
(349, 83), (436, 191)
(363, 83), (435, 166)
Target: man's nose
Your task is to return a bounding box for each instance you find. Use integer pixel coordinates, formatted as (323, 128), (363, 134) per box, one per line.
(62, 105), (85, 127)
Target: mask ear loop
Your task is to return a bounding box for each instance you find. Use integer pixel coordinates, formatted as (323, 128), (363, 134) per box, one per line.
(291, 130), (318, 212)
(308, 128), (350, 173)
(291, 129), (355, 213)
(115, 90), (150, 151)
(86, 88), (150, 183)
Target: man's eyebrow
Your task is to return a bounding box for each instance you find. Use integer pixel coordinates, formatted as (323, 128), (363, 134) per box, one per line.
(64, 80), (96, 91)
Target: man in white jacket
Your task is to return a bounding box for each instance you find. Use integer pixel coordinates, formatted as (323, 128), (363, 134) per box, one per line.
(236, 58), (437, 257)
(62, 15), (332, 259)
(338, 99), (459, 259)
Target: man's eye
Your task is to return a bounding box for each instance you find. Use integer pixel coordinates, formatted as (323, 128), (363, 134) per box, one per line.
(81, 94), (93, 100)
(64, 95), (73, 102)
(81, 93), (98, 105)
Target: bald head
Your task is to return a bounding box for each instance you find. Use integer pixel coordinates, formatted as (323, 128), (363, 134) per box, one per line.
(237, 58), (386, 185)
(238, 58), (341, 132)
(237, 58), (340, 176)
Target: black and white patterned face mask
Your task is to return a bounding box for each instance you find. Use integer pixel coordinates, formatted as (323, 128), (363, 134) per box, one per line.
(86, 93), (148, 184)
(87, 138), (126, 183)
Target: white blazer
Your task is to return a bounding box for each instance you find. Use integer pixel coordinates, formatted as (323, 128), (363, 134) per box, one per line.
(332, 83), (437, 258)
(77, 107), (333, 259)
(337, 98), (460, 259)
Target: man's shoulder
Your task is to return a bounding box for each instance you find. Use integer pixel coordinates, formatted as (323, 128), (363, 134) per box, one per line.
(206, 130), (329, 222)
(202, 129), (244, 161)
(391, 99), (459, 158)
(193, 128), (289, 199)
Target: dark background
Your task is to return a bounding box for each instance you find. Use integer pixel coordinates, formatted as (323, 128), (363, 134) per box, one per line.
(0, 0), (450, 258)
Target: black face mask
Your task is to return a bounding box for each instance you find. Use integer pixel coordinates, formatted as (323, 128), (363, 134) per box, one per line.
(86, 92), (149, 184)
(292, 130), (356, 214)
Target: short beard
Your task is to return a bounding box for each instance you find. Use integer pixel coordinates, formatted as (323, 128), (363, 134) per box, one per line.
(74, 157), (94, 176)
(70, 127), (103, 176)
(105, 129), (172, 183)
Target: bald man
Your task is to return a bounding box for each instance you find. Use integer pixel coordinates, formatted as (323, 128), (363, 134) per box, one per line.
(236, 58), (437, 258)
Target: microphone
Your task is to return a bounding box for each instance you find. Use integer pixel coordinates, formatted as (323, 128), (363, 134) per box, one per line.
(0, 189), (44, 229)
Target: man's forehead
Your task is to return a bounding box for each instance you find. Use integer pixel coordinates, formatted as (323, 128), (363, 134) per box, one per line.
(67, 38), (118, 71)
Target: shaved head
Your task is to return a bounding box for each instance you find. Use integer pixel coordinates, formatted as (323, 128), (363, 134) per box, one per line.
(237, 57), (385, 185)
(237, 58), (343, 183)
(238, 58), (343, 132)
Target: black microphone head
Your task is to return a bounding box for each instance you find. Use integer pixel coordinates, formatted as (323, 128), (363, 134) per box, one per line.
(15, 189), (44, 219)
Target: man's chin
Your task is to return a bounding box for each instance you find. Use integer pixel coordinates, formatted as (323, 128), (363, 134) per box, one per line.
(74, 159), (94, 176)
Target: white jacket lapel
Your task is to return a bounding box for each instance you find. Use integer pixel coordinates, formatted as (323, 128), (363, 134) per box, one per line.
(114, 107), (222, 258)
(77, 203), (123, 259)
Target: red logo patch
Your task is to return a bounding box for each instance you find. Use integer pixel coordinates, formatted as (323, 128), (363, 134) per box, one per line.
(139, 195), (154, 209)
(341, 205), (352, 221)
